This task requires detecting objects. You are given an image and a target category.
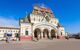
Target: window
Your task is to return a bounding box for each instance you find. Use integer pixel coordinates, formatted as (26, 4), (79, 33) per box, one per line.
(6, 30), (7, 32)
(8, 30), (10, 32)
(51, 21), (53, 23)
(41, 18), (44, 21)
(14, 30), (15, 32)
(3, 30), (4, 32)
(39, 18), (40, 22)
(34, 18), (35, 21)
(16, 30), (17, 32)
(25, 31), (28, 35)
(4, 33), (6, 37)
(11, 30), (12, 32)
(15, 33), (19, 37)
(61, 32), (62, 36)
(45, 16), (50, 21)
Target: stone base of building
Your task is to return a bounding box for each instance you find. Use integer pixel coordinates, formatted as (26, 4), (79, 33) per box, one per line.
(20, 36), (32, 41)
(57, 36), (65, 39)
(20, 36), (66, 41)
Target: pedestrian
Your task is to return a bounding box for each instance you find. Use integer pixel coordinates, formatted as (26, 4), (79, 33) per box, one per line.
(65, 36), (69, 40)
(6, 36), (9, 43)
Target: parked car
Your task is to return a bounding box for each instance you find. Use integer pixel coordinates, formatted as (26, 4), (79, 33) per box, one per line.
(75, 33), (80, 39)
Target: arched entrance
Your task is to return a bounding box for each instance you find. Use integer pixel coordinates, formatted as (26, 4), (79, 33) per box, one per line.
(43, 29), (49, 38)
(34, 28), (41, 40)
(51, 29), (56, 39)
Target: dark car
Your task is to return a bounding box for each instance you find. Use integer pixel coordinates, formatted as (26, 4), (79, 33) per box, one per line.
(75, 34), (80, 39)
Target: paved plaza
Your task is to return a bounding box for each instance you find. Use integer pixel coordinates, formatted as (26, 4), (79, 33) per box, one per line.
(0, 39), (80, 50)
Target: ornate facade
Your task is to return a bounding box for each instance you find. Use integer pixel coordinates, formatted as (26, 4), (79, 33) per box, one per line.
(20, 6), (66, 41)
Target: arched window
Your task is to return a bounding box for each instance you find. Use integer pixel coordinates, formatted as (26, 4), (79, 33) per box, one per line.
(61, 32), (62, 36)
(25, 31), (28, 35)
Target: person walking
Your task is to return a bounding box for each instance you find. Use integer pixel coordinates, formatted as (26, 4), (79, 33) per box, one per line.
(6, 36), (9, 43)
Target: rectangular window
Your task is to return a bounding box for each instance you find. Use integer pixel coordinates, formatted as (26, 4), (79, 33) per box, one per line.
(3, 30), (4, 32)
(25, 31), (28, 35)
(34, 18), (35, 21)
(39, 18), (40, 22)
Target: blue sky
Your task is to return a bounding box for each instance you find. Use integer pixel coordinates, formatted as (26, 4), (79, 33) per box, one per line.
(0, 0), (80, 33)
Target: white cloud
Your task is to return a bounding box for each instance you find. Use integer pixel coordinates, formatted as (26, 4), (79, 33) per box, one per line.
(0, 17), (19, 28)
